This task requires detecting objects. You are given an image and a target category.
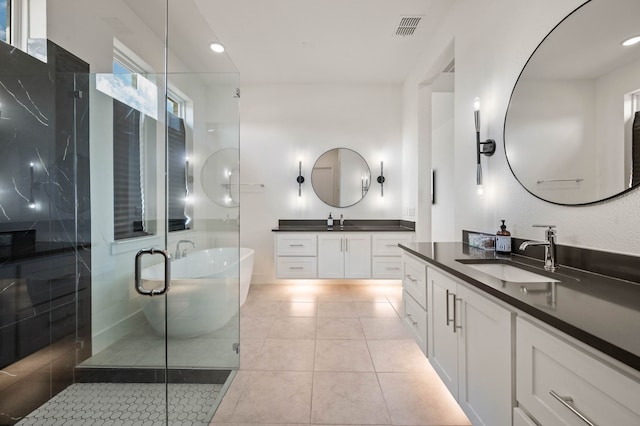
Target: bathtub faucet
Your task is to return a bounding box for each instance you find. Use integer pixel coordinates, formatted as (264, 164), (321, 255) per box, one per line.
(175, 240), (196, 259)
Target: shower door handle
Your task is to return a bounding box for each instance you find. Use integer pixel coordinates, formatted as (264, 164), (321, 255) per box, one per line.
(135, 249), (171, 296)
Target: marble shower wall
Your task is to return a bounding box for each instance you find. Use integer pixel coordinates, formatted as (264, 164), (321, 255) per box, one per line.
(0, 40), (90, 424)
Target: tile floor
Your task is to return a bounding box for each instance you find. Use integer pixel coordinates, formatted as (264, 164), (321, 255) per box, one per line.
(17, 382), (223, 425)
(211, 282), (471, 426)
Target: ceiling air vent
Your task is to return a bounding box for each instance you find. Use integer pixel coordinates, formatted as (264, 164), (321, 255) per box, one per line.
(394, 16), (423, 37)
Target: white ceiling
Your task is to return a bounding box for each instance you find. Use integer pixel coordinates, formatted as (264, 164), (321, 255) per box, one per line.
(192, 0), (453, 84)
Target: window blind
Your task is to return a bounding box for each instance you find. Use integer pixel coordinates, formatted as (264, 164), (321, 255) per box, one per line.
(113, 99), (147, 240)
(167, 112), (188, 232)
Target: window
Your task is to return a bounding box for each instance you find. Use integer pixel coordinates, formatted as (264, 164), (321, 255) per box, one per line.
(113, 99), (148, 240)
(0, 0), (10, 44)
(167, 111), (189, 231)
(167, 96), (180, 116)
(109, 58), (153, 240)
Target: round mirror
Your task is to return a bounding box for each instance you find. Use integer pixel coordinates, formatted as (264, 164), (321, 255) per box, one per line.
(311, 148), (371, 208)
(201, 148), (240, 207)
(504, 0), (640, 205)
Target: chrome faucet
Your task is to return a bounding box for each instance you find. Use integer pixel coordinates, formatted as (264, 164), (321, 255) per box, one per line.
(340, 214), (344, 229)
(519, 225), (557, 272)
(175, 240), (195, 259)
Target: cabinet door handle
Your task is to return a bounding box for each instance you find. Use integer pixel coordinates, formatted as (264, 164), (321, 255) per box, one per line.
(549, 390), (596, 426)
(405, 274), (418, 283)
(340, 238), (343, 252)
(346, 238), (349, 252)
(452, 295), (462, 333)
(445, 289), (453, 326)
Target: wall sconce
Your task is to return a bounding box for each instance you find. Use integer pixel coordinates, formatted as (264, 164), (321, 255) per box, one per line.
(361, 175), (369, 197)
(28, 162), (36, 208)
(296, 161), (305, 196)
(474, 98), (495, 195)
(376, 161), (385, 196)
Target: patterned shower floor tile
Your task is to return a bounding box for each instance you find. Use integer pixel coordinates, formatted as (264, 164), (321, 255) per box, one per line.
(16, 382), (222, 426)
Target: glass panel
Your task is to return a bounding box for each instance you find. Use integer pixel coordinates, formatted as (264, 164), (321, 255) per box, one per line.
(1, 0), (241, 423)
(164, 72), (241, 423)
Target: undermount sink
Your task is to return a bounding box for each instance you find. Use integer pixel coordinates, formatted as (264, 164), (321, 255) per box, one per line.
(456, 260), (560, 283)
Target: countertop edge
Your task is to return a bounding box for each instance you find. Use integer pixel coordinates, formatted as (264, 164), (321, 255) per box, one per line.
(272, 226), (415, 232)
(399, 244), (640, 373)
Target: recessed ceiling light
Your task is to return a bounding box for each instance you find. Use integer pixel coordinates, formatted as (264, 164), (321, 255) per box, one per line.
(622, 36), (640, 46)
(210, 43), (225, 53)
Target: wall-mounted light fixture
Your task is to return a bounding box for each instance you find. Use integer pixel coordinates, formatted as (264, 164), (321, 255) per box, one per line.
(296, 161), (305, 196)
(28, 162), (36, 208)
(361, 175), (369, 197)
(474, 98), (495, 195)
(376, 161), (385, 196)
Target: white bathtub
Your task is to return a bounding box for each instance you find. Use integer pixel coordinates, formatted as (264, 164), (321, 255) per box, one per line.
(139, 247), (254, 338)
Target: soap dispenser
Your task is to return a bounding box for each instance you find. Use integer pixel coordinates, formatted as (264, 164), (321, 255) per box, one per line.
(327, 212), (334, 228)
(496, 220), (512, 255)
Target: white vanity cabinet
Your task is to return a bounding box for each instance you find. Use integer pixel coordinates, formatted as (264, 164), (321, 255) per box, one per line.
(516, 317), (640, 426)
(427, 266), (514, 426)
(401, 252), (428, 354)
(275, 233), (318, 278)
(275, 231), (414, 279)
(318, 233), (371, 278)
(372, 233), (414, 278)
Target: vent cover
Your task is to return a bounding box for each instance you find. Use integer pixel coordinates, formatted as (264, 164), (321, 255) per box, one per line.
(394, 16), (423, 37)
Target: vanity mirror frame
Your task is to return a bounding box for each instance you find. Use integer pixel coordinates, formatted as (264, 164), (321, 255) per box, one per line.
(311, 147), (371, 208)
(503, 0), (640, 206)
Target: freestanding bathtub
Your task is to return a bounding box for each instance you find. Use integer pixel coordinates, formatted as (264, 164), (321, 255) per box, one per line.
(139, 247), (254, 338)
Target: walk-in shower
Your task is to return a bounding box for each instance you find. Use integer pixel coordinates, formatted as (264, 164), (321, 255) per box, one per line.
(0, 0), (241, 424)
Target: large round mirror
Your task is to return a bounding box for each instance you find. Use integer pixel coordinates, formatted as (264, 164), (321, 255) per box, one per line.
(504, 0), (640, 205)
(201, 148), (240, 207)
(311, 148), (371, 208)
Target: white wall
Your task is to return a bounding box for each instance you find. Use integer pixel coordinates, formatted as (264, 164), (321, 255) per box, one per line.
(404, 0), (640, 256)
(239, 84), (403, 283)
(431, 91), (455, 241)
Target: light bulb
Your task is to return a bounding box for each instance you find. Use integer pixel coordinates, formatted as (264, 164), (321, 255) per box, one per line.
(477, 185), (484, 196)
(474, 97), (480, 111)
(622, 36), (640, 47)
(210, 43), (225, 53)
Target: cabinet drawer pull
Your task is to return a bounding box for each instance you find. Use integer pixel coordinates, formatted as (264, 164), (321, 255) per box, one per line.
(289, 244), (304, 247)
(549, 390), (596, 426)
(385, 244), (397, 247)
(406, 313), (418, 326)
(386, 267), (401, 271)
(405, 274), (418, 283)
(289, 266), (304, 270)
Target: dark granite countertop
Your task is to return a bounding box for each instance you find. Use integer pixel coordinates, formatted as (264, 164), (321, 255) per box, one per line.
(272, 219), (415, 232)
(399, 242), (640, 372)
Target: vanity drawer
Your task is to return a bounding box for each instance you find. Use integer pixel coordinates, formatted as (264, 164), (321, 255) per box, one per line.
(513, 408), (537, 426)
(372, 256), (403, 278)
(372, 233), (413, 256)
(516, 317), (640, 425)
(276, 257), (317, 278)
(276, 234), (317, 256)
(402, 290), (427, 354)
(402, 253), (427, 309)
